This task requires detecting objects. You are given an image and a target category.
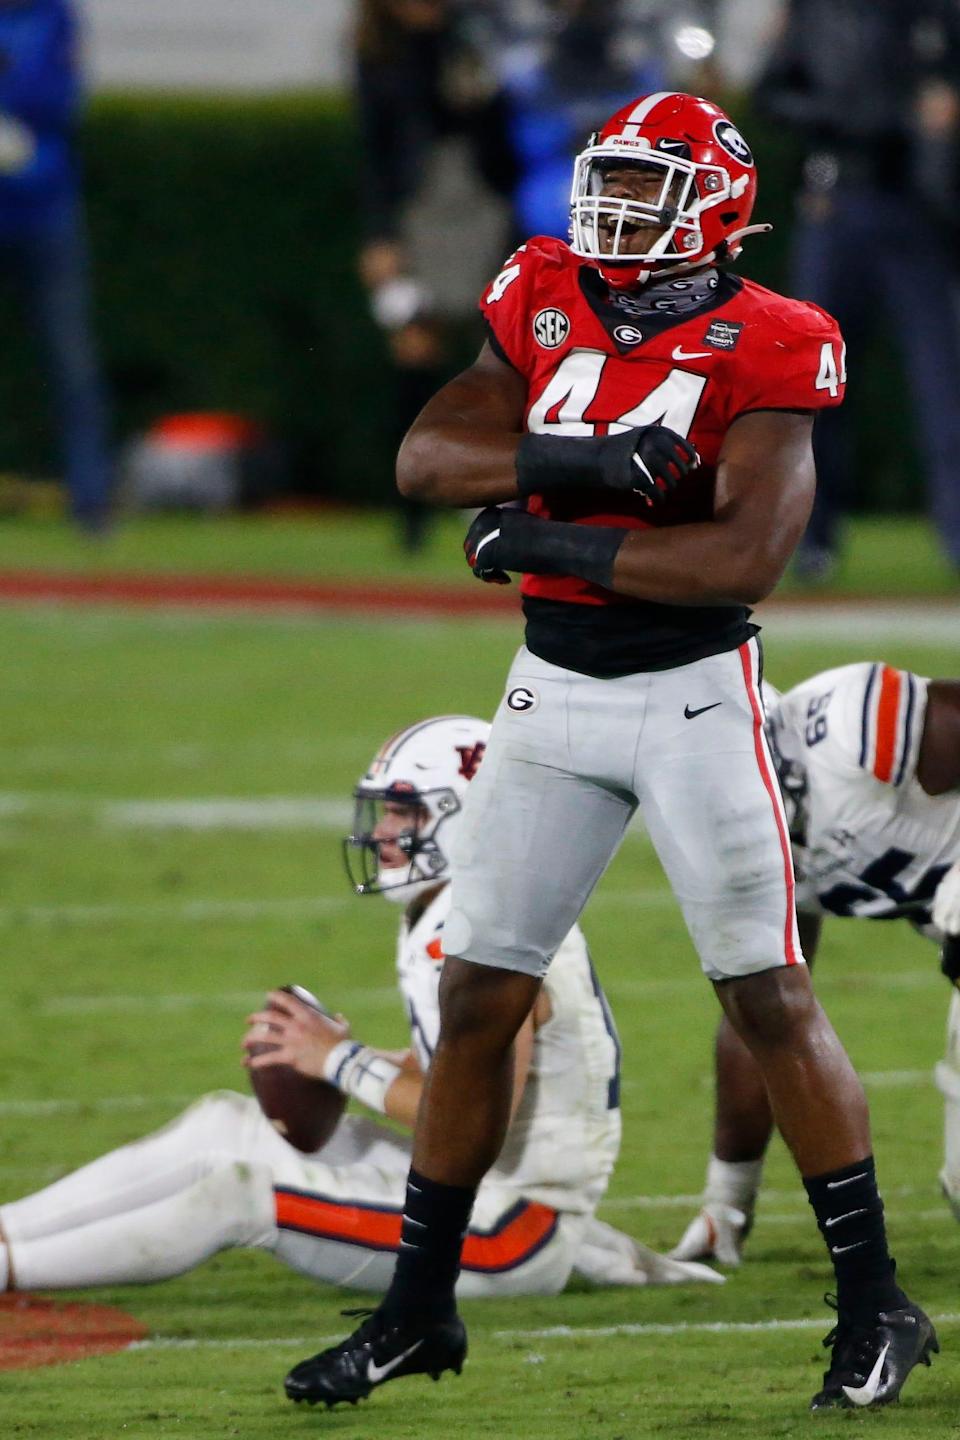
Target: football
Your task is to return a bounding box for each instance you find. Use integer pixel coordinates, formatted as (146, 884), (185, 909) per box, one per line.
(248, 984), (347, 1153)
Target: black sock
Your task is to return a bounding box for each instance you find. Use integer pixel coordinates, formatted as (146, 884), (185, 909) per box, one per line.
(803, 1156), (908, 1320)
(381, 1168), (476, 1326)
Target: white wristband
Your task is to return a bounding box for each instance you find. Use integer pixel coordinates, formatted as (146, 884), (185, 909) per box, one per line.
(322, 1040), (402, 1115)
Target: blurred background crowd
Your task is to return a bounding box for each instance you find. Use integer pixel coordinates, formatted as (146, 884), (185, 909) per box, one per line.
(1, 0), (960, 580)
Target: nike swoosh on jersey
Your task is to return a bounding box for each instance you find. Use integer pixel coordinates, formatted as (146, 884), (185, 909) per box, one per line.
(367, 1339), (424, 1384)
(684, 702), (722, 719)
(672, 346), (713, 361)
(841, 1341), (890, 1407)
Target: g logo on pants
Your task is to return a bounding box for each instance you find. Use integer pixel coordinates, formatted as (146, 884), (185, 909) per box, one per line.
(506, 686), (539, 713)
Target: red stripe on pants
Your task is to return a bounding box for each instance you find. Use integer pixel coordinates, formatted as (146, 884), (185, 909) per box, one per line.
(738, 642), (798, 965)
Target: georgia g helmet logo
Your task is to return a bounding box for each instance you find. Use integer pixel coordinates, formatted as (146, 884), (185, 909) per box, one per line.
(713, 119), (754, 167)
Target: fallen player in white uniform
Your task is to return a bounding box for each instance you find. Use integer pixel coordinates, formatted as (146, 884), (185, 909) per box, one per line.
(0, 715), (719, 1297)
(671, 663), (960, 1264)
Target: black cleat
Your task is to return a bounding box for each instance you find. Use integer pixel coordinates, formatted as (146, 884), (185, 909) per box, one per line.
(810, 1296), (939, 1410)
(284, 1307), (467, 1408)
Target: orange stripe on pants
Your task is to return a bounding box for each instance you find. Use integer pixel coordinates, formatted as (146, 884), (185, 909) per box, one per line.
(274, 1191), (558, 1273)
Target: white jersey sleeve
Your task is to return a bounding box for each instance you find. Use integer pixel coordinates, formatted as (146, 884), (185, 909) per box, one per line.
(396, 888), (621, 1214)
(778, 662), (925, 789)
(777, 665), (960, 929)
(394, 889), (448, 1071)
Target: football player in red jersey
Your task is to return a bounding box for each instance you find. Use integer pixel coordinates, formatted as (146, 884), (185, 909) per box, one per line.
(287, 94), (936, 1413)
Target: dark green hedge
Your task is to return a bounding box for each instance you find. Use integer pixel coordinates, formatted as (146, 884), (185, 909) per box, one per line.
(0, 94), (915, 509)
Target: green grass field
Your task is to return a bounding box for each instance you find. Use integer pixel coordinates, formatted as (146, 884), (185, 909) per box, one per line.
(0, 513), (958, 1437)
(0, 510), (956, 595)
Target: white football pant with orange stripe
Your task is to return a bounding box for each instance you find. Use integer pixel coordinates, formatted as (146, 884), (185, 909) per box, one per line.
(0, 1092), (719, 1295)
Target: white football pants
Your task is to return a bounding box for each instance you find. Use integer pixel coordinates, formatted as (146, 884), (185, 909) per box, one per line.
(0, 1092), (591, 1297)
(444, 639), (802, 981)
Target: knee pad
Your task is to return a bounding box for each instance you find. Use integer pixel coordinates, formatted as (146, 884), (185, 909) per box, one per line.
(199, 1157), (276, 1249)
(173, 1090), (262, 1158)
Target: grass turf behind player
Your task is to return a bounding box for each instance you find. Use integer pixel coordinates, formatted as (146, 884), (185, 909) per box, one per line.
(0, 545), (956, 1434)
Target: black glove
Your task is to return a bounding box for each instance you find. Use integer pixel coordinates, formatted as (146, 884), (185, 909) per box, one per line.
(615, 425), (700, 504)
(464, 507), (513, 583)
(515, 424), (700, 506)
(464, 507), (626, 590)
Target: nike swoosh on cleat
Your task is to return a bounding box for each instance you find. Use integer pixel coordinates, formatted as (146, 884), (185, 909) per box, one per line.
(672, 346), (712, 361)
(842, 1341), (890, 1407)
(367, 1339), (424, 1384)
(684, 702), (722, 719)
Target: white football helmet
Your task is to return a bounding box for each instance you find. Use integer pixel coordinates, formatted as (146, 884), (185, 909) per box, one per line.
(343, 715), (490, 905)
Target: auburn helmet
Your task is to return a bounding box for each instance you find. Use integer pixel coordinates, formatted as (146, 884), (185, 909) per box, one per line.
(343, 715), (490, 903)
(569, 92), (767, 287)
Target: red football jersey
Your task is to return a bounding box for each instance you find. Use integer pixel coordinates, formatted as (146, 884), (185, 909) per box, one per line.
(479, 234), (846, 612)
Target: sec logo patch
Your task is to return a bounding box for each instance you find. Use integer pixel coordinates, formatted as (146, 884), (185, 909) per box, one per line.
(506, 686), (539, 713)
(533, 308), (570, 349)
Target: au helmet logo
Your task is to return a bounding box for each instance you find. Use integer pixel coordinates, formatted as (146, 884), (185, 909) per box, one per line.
(713, 120), (754, 168)
(533, 308), (570, 349)
(506, 686), (538, 713)
(455, 742), (486, 781)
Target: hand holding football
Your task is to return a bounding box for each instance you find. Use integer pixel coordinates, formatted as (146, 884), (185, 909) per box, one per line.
(244, 984), (347, 1153)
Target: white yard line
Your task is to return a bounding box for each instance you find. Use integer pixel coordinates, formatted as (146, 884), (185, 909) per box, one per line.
(0, 896), (353, 926)
(39, 985), (398, 1016)
(0, 788), (647, 838)
(0, 790), (643, 840)
(0, 790), (353, 831)
(129, 1309), (960, 1353)
(1, 738), (373, 769)
(755, 603), (960, 645)
(859, 1067), (933, 1086)
(0, 888), (673, 928)
(4, 596), (958, 642)
(0, 1094), (192, 1117)
(600, 1183), (929, 1211)
(757, 1206), (953, 1226)
(495, 1310), (960, 1340)
(103, 798), (352, 830)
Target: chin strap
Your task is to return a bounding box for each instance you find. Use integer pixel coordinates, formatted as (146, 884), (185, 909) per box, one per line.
(717, 221), (774, 258)
(667, 222), (776, 276)
(602, 221), (775, 288)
